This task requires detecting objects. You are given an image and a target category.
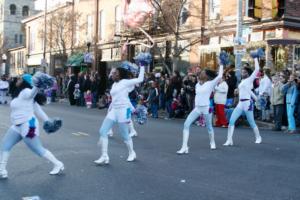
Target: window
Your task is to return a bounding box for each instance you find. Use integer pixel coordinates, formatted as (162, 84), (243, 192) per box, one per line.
(0, 4), (3, 20)
(87, 15), (93, 41)
(179, 3), (189, 25)
(99, 10), (105, 40)
(115, 5), (121, 34)
(209, 0), (220, 20)
(29, 28), (35, 52)
(22, 6), (29, 16)
(14, 34), (18, 44)
(75, 23), (80, 45)
(19, 34), (23, 44)
(10, 4), (16, 15)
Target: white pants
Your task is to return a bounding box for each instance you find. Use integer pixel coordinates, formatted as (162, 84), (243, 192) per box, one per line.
(0, 89), (8, 103)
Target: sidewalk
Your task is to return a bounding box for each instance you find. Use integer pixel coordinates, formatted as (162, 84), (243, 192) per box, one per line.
(56, 100), (280, 131)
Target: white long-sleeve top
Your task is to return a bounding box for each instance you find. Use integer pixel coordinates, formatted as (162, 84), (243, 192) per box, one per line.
(110, 66), (144, 109)
(10, 87), (39, 125)
(214, 81), (228, 104)
(258, 75), (272, 96)
(238, 59), (260, 101)
(195, 65), (223, 107)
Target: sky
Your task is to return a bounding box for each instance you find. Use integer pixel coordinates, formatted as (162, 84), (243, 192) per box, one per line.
(34, 0), (72, 10)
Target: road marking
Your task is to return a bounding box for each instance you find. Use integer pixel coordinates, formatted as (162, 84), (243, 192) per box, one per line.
(71, 132), (89, 137)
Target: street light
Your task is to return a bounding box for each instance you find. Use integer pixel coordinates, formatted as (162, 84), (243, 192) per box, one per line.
(1, 53), (7, 75)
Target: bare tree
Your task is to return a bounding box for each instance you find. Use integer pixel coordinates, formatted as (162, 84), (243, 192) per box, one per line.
(39, 8), (84, 63)
(149, 0), (204, 73)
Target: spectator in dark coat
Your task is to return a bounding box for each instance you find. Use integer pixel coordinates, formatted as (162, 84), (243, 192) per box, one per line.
(67, 75), (76, 105)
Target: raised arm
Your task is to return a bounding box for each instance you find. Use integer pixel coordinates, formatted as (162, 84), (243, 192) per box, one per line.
(122, 66), (145, 87)
(247, 58), (260, 83)
(34, 102), (49, 122)
(210, 65), (224, 86)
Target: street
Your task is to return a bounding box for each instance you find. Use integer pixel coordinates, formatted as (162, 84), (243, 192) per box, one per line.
(0, 103), (300, 200)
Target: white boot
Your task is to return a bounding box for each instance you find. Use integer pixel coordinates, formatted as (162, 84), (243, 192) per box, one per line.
(223, 125), (234, 146)
(94, 137), (109, 165)
(43, 150), (64, 175)
(253, 127), (262, 144)
(0, 151), (9, 179)
(209, 131), (216, 150)
(108, 129), (114, 137)
(129, 121), (138, 137)
(177, 129), (189, 154)
(125, 139), (136, 162)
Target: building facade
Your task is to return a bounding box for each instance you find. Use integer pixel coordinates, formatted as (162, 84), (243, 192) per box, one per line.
(0, 0), (36, 49)
(8, 0), (300, 76)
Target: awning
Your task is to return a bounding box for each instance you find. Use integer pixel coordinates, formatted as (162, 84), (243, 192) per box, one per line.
(267, 39), (300, 45)
(66, 53), (84, 67)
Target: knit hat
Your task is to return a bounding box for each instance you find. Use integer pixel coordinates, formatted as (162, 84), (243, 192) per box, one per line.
(22, 74), (33, 86)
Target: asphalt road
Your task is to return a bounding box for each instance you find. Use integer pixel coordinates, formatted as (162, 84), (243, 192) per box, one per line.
(0, 103), (300, 200)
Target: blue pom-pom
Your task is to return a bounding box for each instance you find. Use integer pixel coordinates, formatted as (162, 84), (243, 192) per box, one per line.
(43, 118), (62, 134)
(32, 72), (55, 90)
(250, 48), (265, 59)
(121, 61), (139, 74)
(134, 52), (152, 66)
(219, 51), (230, 66)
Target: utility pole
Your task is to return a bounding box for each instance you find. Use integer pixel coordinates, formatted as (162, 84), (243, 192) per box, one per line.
(42, 0), (48, 72)
(235, 0), (243, 82)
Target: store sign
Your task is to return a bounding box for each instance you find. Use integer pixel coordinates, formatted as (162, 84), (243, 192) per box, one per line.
(266, 31), (276, 39)
(101, 49), (111, 61)
(234, 45), (246, 55)
(251, 32), (263, 42)
(209, 36), (219, 45)
(220, 35), (234, 46)
(112, 48), (121, 60)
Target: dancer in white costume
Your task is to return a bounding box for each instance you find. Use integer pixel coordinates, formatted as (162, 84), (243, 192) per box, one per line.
(0, 74), (64, 179)
(223, 49), (263, 146)
(177, 53), (226, 153)
(94, 56), (147, 165)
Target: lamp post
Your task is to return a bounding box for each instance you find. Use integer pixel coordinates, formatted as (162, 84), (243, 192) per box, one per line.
(1, 53), (7, 76)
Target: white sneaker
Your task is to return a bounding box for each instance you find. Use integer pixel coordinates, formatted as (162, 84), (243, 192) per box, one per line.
(0, 169), (8, 179)
(94, 155), (109, 165)
(49, 162), (64, 175)
(176, 147), (189, 154)
(127, 151), (136, 162)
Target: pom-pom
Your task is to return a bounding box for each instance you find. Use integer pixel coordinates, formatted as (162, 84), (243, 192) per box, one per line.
(134, 52), (152, 66)
(250, 48), (265, 59)
(43, 118), (62, 134)
(32, 72), (55, 90)
(121, 61), (139, 74)
(219, 51), (230, 66)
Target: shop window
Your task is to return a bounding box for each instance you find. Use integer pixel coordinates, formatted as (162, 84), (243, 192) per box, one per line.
(10, 4), (16, 15)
